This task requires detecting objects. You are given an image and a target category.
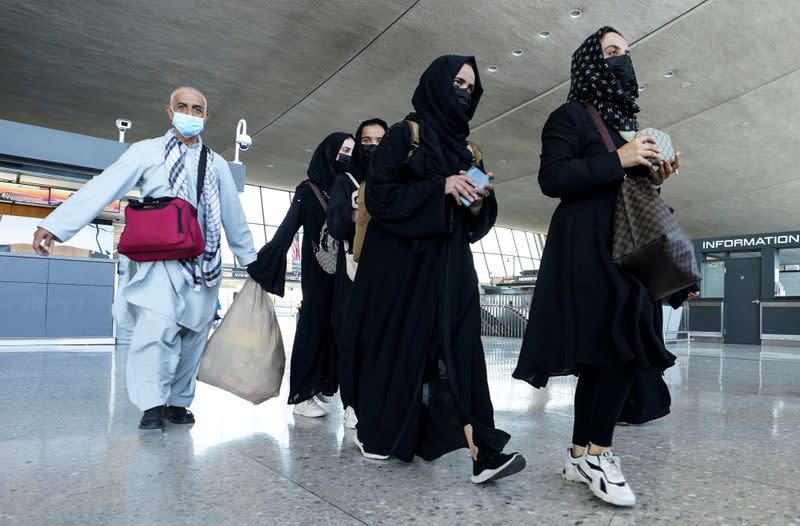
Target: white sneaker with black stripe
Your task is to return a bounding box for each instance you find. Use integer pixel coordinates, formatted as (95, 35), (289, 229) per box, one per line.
(577, 450), (636, 507)
(563, 447), (621, 483)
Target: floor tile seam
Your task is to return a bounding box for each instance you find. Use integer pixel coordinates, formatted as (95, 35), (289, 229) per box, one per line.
(232, 445), (372, 526)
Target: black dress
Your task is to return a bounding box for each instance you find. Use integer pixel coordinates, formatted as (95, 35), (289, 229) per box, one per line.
(342, 120), (510, 462)
(249, 181), (337, 404)
(513, 101), (675, 388)
(326, 173), (359, 408)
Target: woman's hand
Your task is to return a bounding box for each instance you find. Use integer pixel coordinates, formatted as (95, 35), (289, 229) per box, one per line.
(469, 171), (495, 210)
(445, 172), (478, 206)
(649, 151), (681, 186)
(617, 135), (660, 169)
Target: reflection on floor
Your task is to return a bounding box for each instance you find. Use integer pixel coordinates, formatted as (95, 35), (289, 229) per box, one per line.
(1, 339), (798, 524)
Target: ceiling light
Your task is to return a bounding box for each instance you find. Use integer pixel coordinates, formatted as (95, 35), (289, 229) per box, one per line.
(499, 159), (508, 164)
(569, 10), (583, 19)
(664, 70), (675, 78)
(740, 121), (751, 127)
(637, 84), (647, 92)
(304, 148), (313, 152)
(680, 81), (691, 88)
(538, 31), (551, 39)
(487, 65), (499, 72)
(512, 49), (524, 57)
(267, 164), (275, 168)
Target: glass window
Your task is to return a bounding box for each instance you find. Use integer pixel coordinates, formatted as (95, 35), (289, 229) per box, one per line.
(513, 230), (531, 258)
(481, 228), (501, 254)
(266, 226), (278, 243)
(470, 239), (483, 254)
(249, 224), (266, 251)
(778, 248), (800, 296)
(495, 227), (517, 255)
(701, 255), (725, 298)
(240, 185), (264, 224)
(263, 187), (291, 226)
(485, 254), (507, 278)
(472, 253), (490, 283)
(526, 232), (540, 259)
(520, 258), (536, 271)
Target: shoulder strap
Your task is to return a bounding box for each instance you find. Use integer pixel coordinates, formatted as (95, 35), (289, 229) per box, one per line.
(583, 103), (616, 153)
(405, 120), (420, 158)
(197, 145), (209, 202)
(307, 181), (327, 212)
(346, 173), (359, 188)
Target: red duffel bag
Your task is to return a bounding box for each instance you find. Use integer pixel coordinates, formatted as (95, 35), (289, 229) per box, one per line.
(117, 146), (207, 262)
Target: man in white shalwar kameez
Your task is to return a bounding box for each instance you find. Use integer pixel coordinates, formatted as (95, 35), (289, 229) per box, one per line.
(33, 87), (256, 430)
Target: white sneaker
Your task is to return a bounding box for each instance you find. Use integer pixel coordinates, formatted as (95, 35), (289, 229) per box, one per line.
(293, 398), (327, 418)
(577, 450), (636, 507)
(563, 447), (584, 483)
(563, 447), (621, 482)
(316, 394), (333, 404)
(352, 433), (389, 460)
(343, 406), (358, 429)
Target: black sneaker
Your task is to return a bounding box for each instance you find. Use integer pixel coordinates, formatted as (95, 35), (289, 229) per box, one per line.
(166, 406), (195, 424)
(471, 452), (526, 484)
(139, 406), (166, 430)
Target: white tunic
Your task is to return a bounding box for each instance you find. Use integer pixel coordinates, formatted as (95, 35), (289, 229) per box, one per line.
(39, 135), (256, 332)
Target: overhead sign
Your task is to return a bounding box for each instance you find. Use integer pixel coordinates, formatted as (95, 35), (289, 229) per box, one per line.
(698, 232), (800, 251)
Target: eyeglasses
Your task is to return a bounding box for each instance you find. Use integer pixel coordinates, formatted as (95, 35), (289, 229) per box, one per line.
(453, 77), (474, 95)
(172, 103), (205, 117)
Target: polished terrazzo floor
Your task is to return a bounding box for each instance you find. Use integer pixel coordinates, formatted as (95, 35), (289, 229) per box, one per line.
(1, 334), (799, 525)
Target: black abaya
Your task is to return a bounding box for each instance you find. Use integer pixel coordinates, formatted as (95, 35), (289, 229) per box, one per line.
(342, 56), (510, 462)
(328, 119), (388, 410)
(249, 132), (351, 404)
(513, 101), (676, 388)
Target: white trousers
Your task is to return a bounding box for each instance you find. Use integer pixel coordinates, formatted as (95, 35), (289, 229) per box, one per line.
(126, 308), (210, 411)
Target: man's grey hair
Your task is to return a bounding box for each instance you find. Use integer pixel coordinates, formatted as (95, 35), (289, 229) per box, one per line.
(169, 87), (208, 111)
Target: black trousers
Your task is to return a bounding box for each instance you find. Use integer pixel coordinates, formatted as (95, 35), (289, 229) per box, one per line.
(572, 366), (636, 447)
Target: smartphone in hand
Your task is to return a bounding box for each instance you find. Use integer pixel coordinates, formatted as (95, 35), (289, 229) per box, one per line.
(460, 165), (490, 207)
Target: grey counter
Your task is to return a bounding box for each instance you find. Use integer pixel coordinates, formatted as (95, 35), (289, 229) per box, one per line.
(0, 253), (116, 341)
(761, 300), (800, 343)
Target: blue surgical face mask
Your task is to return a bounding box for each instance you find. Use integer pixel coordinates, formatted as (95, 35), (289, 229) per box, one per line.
(172, 111), (205, 138)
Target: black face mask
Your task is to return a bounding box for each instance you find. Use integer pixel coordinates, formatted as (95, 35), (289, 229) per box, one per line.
(605, 54), (637, 92)
(453, 86), (471, 111)
(335, 153), (352, 173)
(361, 143), (378, 164)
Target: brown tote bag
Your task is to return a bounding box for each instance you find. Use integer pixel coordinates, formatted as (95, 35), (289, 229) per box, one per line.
(584, 103), (701, 301)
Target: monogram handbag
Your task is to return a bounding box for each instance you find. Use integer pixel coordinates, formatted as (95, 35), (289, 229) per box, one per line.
(584, 104), (701, 300)
(307, 181), (338, 274)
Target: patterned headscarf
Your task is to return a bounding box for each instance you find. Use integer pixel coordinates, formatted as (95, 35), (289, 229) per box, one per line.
(567, 26), (640, 132)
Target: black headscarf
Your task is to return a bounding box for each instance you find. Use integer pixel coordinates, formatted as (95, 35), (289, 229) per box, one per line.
(407, 55), (484, 177)
(567, 26), (640, 132)
(351, 118), (388, 183)
(307, 132), (353, 192)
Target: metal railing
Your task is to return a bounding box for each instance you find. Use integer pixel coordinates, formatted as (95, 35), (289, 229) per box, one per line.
(480, 293), (532, 338)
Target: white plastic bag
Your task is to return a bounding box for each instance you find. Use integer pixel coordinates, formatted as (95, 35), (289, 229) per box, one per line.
(198, 278), (285, 404)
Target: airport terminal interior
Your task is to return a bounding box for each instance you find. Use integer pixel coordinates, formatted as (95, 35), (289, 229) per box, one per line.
(1, 1), (799, 524)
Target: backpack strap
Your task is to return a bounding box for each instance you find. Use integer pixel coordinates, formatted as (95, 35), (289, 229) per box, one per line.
(307, 181), (327, 212)
(346, 173), (359, 189)
(405, 120), (420, 158)
(466, 141), (483, 166)
(197, 145), (209, 203)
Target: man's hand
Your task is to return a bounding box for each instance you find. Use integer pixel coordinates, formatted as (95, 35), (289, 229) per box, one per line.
(32, 227), (55, 256)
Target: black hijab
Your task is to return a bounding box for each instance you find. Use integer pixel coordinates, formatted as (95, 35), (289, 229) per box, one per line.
(567, 26), (640, 132)
(351, 118), (388, 183)
(307, 132), (353, 192)
(407, 55), (484, 176)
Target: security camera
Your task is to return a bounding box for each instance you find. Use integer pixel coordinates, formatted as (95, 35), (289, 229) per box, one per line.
(116, 118), (132, 143)
(233, 119), (252, 163)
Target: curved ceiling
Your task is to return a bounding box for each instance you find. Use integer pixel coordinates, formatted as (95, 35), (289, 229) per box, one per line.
(2, 0), (798, 237)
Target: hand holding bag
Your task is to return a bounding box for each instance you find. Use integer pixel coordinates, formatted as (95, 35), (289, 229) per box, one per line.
(584, 103), (701, 300)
